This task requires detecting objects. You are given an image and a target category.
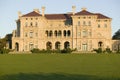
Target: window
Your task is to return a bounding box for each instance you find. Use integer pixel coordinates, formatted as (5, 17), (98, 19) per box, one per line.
(83, 17), (86, 19)
(35, 22), (38, 27)
(31, 18), (33, 20)
(78, 21), (80, 26)
(25, 22), (28, 27)
(25, 33), (28, 37)
(83, 31), (87, 37)
(29, 43), (34, 50)
(88, 17), (91, 19)
(98, 24), (100, 28)
(104, 24), (107, 28)
(83, 21), (86, 25)
(67, 30), (71, 37)
(36, 33), (38, 37)
(36, 18), (38, 20)
(26, 18), (28, 20)
(88, 21), (91, 26)
(30, 32), (33, 38)
(30, 22), (33, 26)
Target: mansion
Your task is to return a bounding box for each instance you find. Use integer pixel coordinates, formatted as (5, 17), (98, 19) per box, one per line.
(12, 6), (114, 52)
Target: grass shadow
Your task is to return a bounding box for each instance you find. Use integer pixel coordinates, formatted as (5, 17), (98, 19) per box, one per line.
(0, 73), (119, 80)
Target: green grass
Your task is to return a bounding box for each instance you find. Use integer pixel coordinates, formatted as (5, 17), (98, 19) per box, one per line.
(0, 54), (120, 80)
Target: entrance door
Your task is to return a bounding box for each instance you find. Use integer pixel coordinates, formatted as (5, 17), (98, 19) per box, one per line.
(82, 44), (87, 51)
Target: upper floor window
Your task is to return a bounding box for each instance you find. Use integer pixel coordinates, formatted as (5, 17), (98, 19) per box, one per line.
(88, 21), (91, 26)
(83, 17), (86, 19)
(26, 18), (28, 20)
(25, 22), (28, 27)
(83, 30), (87, 37)
(98, 24), (100, 28)
(36, 33), (38, 37)
(25, 32), (28, 37)
(78, 21), (80, 26)
(30, 32), (33, 38)
(83, 21), (86, 26)
(30, 22), (33, 26)
(35, 22), (38, 27)
(104, 24), (107, 28)
(36, 18), (38, 20)
(31, 18), (33, 20)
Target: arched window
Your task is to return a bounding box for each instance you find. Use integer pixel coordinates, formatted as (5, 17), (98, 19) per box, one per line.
(64, 41), (70, 49)
(98, 41), (103, 48)
(58, 30), (62, 37)
(15, 42), (19, 51)
(55, 41), (61, 49)
(67, 30), (71, 37)
(64, 30), (66, 37)
(45, 30), (48, 37)
(54, 30), (57, 37)
(46, 41), (52, 49)
(49, 30), (53, 37)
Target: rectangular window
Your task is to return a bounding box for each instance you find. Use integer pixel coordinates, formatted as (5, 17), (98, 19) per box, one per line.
(29, 44), (34, 50)
(36, 33), (38, 37)
(88, 21), (91, 26)
(83, 21), (86, 26)
(25, 33), (27, 37)
(104, 24), (107, 28)
(98, 24), (100, 28)
(78, 21), (80, 26)
(83, 31), (87, 37)
(30, 32), (33, 38)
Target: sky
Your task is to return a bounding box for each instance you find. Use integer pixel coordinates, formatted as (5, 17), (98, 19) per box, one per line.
(0, 0), (120, 38)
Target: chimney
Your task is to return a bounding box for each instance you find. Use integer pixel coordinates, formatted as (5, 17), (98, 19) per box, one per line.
(18, 11), (22, 18)
(81, 7), (87, 11)
(72, 6), (76, 15)
(33, 9), (40, 13)
(41, 6), (45, 16)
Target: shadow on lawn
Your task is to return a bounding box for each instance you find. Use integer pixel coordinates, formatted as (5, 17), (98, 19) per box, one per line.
(0, 73), (119, 80)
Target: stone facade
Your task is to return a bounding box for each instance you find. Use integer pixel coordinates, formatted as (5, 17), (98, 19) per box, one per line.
(12, 6), (113, 52)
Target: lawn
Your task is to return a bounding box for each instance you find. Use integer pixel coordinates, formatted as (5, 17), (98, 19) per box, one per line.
(0, 53), (120, 80)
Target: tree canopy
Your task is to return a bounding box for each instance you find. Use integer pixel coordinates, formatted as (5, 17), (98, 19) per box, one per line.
(112, 29), (120, 40)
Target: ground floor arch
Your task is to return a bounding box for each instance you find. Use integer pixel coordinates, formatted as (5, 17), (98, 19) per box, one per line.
(46, 41), (52, 49)
(15, 42), (19, 51)
(55, 41), (61, 49)
(64, 41), (70, 49)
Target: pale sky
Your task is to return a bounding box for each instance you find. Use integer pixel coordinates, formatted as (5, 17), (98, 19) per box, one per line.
(0, 0), (120, 38)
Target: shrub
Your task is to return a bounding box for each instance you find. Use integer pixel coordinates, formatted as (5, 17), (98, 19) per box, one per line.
(61, 48), (72, 54)
(31, 48), (72, 54)
(0, 48), (10, 54)
(93, 48), (102, 53)
(105, 47), (112, 53)
(31, 48), (40, 53)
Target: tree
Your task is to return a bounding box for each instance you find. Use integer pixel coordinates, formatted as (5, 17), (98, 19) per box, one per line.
(0, 38), (7, 50)
(112, 29), (120, 40)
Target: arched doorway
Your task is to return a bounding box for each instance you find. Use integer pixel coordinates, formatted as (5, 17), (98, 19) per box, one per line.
(15, 42), (19, 51)
(64, 41), (70, 49)
(98, 41), (103, 48)
(46, 42), (52, 49)
(55, 41), (61, 49)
